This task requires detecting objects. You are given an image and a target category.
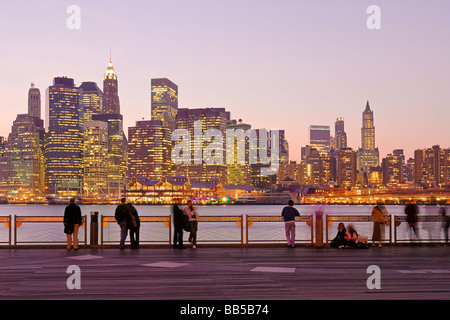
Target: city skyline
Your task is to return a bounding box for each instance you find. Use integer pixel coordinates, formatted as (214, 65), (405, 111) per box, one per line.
(1, 1), (450, 163)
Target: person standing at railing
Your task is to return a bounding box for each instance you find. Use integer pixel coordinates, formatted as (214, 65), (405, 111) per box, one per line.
(127, 202), (140, 249)
(115, 198), (131, 249)
(63, 197), (82, 250)
(281, 200), (300, 248)
(405, 201), (420, 246)
(440, 206), (449, 247)
(172, 204), (186, 250)
(371, 204), (385, 248)
(183, 200), (199, 249)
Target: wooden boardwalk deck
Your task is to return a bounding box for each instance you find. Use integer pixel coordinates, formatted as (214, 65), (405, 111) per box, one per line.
(0, 246), (449, 300)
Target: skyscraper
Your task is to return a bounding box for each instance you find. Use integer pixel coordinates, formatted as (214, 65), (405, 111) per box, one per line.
(45, 77), (83, 195)
(151, 78), (178, 131)
(357, 101), (380, 174)
(226, 119), (252, 186)
(127, 119), (173, 181)
(335, 117), (347, 150)
(309, 125), (330, 155)
(381, 152), (404, 186)
(79, 81), (103, 121)
(337, 147), (357, 188)
(83, 120), (109, 196)
(103, 59), (120, 114)
(175, 107), (230, 184)
(28, 83), (41, 119)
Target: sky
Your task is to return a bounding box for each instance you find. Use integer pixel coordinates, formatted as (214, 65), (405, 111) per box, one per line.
(0, 0), (449, 162)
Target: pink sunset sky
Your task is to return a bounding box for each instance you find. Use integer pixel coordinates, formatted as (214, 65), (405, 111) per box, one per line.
(0, 0), (449, 162)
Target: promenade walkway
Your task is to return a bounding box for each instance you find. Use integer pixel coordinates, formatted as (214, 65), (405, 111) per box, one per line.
(0, 247), (449, 300)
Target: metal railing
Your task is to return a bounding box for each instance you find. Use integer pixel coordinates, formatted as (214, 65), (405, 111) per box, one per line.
(326, 215), (393, 244)
(393, 215), (447, 243)
(14, 216), (87, 246)
(0, 213), (447, 247)
(0, 215), (11, 246)
(101, 215), (172, 245)
(246, 215), (314, 245)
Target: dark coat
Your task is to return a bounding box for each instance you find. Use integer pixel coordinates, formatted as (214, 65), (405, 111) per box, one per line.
(115, 204), (130, 224)
(405, 204), (419, 224)
(172, 204), (187, 228)
(127, 204), (140, 229)
(64, 203), (82, 226)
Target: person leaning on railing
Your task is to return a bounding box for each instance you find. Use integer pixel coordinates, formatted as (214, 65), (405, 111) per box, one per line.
(281, 200), (300, 248)
(63, 198), (82, 250)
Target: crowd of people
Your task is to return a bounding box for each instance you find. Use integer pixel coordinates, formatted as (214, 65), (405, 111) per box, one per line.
(62, 197), (449, 250)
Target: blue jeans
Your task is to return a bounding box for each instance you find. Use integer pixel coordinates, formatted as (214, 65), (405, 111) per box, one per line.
(119, 222), (128, 248)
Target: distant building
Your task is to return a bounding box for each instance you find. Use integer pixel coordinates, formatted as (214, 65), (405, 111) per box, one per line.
(79, 81), (103, 121)
(382, 152), (404, 186)
(414, 145), (450, 187)
(309, 125), (330, 155)
(337, 147), (357, 188)
(45, 77), (83, 195)
(103, 59), (120, 114)
(175, 107), (230, 185)
(28, 83), (41, 119)
(127, 119), (173, 181)
(226, 119), (252, 186)
(83, 120), (109, 196)
(151, 78), (178, 131)
(335, 117), (347, 150)
(357, 101), (379, 174)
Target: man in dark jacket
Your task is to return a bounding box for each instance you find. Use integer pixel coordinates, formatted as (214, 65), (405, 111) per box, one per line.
(115, 198), (131, 249)
(172, 204), (186, 249)
(64, 198), (82, 250)
(127, 202), (140, 249)
(281, 200), (300, 248)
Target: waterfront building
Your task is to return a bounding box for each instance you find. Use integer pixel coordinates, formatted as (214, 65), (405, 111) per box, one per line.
(382, 152), (404, 186)
(124, 175), (224, 204)
(414, 145), (450, 187)
(45, 77), (83, 195)
(357, 101), (380, 174)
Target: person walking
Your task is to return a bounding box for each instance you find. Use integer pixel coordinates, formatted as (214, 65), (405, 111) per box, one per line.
(115, 198), (131, 249)
(172, 204), (186, 249)
(281, 200), (300, 248)
(183, 200), (199, 248)
(371, 204), (385, 247)
(127, 202), (140, 249)
(405, 201), (420, 245)
(63, 198), (82, 250)
(440, 206), (449, 247)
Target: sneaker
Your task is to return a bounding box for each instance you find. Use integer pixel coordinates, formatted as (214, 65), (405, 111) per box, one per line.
(192, 245), (196, 249)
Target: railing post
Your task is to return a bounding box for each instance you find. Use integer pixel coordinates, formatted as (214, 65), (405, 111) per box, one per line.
(14, 215), (17, 246)
(8, 215), (11, 246)
(245, 215), (249, 245)
(168, 215), (172, 247)
(315, 211), (324, 248)
(100, 215), (104, 246)
(90, 212), (99, 246)
(240, 214), (244, 246)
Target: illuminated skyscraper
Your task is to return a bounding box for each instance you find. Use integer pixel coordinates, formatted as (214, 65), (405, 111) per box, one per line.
(103, 59), (120, 114)
(337, 147), (357, 188)
(414, 145), (450, 187)
(309, 125), (330, 155)
(151, 78), (178, 131)
(45, 77), (83, 195)
(357, 101), (380, 174)
(83, 120), (109, 196)
(381, 152), (403, 186)
(175, 107), (230, 184)
(226, 119), (252, 186)
(335, 117), (347, 150)
(28, 83), (41, 119)
(128, 120), (173, 180)
(1, 114), (45, 195)
(79, 81), (103, 121)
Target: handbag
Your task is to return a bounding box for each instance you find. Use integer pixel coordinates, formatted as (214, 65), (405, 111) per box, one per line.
(64, 224), (74, 234)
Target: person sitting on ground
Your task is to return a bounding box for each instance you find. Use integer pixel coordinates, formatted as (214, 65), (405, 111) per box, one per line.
(330, 222), (347, 248)
(344, 224), (359, 248)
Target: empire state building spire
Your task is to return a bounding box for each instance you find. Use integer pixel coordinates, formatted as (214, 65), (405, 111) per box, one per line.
(103, 57), (120, 114)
